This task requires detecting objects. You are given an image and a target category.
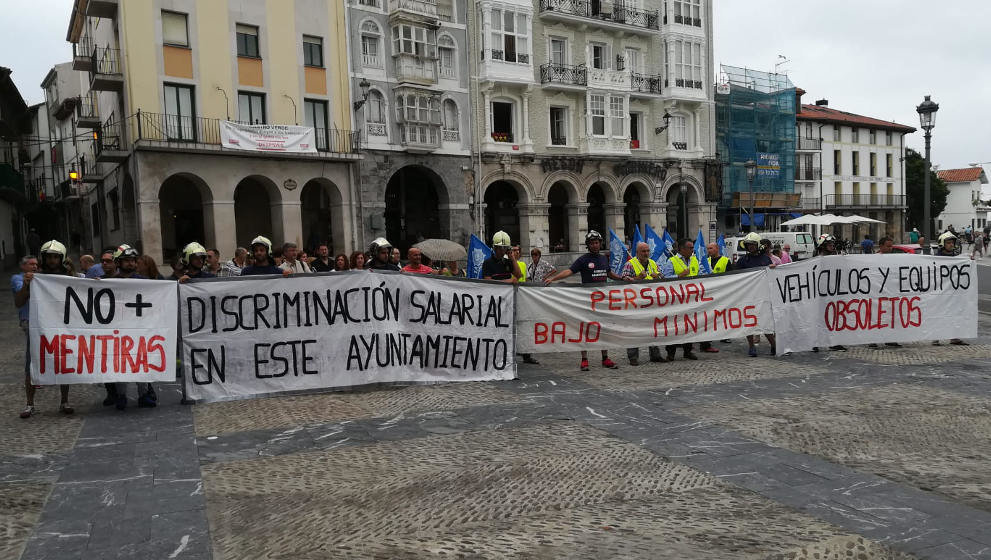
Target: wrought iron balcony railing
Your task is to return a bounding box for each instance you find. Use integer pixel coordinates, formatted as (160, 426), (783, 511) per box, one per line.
(540, 63), (587, 86)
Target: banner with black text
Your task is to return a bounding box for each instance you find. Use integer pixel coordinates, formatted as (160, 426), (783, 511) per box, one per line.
(179, 272), (516, 402)
(29, 275), (178, 384)
(769, 255), (977, 353)
(516, 269), (774, 353)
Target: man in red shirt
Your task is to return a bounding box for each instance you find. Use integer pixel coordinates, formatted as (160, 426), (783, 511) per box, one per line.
(401, 247), (434, 274)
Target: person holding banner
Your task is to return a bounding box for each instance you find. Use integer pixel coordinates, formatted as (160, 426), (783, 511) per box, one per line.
(699, 243), (732, 354)
(16, 241), (74, 418)
(367, 238), (401, 272)
(177, 242), (216, 283)
(528, 248), (556, 283)
(401, 248), (435, 274)
(511, 245), (527, 281)
(934, 231), (971, 347)
(810, 235), (848, 353)
(242, 236), (290, 276)
(665, 239), (701, 361)
(736, 233), (778, 357)
(544, 230), (621, 371)
(621, 242), (665, 365)
(482, 233), (532, 365)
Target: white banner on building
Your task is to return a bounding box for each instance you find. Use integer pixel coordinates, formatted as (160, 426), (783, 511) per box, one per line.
(770, 255), (978, 354)
(179, 272), (516, 402)
(516, 269), (774, 353)
(220, 121), (318, 153)
(29, 275), (178, 384)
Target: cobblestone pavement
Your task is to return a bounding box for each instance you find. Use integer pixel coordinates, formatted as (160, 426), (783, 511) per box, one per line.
(2, 278), (990, 559)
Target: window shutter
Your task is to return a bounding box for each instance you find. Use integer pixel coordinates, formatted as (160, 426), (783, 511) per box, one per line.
(162, 12), (188, 46)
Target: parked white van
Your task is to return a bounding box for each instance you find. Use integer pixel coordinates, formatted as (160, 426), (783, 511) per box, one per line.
(722, 231), (816, 261)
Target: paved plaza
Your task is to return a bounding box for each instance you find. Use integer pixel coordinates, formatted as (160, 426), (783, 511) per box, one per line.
(2, 280), (991, 559)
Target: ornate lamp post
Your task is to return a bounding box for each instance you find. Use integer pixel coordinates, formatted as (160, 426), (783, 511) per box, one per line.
(916, 95), (939, 240)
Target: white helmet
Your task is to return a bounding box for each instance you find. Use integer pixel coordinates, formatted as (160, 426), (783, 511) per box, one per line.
(181, 242), (208, 265)
(250, 235), (273, 254)
(369, 237), (392, 252)
(40, 240), (67, 263)
(938, 231), (957, 244)
(113, 243), (139, 261)
(743, 232), (762, 245)
(816, 233), (836, 248)
(492, 231), (512, 248)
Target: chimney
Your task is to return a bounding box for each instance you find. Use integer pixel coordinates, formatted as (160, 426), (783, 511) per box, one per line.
(815, 99), (828, 106)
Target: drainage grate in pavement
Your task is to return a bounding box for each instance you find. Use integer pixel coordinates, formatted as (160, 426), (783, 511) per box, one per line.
(193, 382), (526, 436)
(683, 384), (991, 513)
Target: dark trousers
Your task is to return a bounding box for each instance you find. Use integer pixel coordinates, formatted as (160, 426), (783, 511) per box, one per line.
(667, 343), (692, 357)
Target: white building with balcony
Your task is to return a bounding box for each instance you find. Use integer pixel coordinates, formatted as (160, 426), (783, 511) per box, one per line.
(470, 0), (718, 254)
(348, 0), (474, 251)
(796, 97), (915, 242)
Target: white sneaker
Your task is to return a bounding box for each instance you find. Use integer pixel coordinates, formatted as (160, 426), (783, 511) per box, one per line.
(19, 405), (35, 419)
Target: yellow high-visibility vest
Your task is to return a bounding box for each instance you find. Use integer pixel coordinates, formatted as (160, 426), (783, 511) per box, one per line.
(711, 256), (729, 274)
(627, 257), (659, 280)
(517, 260), (527, 280)
(670, 254), (699, 277)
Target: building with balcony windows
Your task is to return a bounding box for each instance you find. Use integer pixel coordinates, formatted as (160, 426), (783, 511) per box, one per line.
(469, 0), (718, 254)
(796, 96), (915, 241)
(348, 0), (473, 252)
(0, 66), (31, 266)
(65, 0), (358, 264)
(935, 167), (990, 233)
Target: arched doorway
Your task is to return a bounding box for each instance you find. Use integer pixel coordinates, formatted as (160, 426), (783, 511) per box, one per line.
(484, 181), (520, 246)
(666, 183), (696, 240)
(587, 183), (607, 235)
(623, 184), (642, 240)
(159, 174), (208, 262)
(301, 179), (344, 254)
(548, 181), (571, 252)
(234, 177), (275, 249)
(385, 166), (445, 252)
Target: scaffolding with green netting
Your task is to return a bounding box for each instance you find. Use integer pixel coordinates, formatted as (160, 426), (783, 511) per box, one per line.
(715, 65), (797, 229)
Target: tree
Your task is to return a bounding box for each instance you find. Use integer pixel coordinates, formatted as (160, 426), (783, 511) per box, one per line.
(904, 148), (948, 235)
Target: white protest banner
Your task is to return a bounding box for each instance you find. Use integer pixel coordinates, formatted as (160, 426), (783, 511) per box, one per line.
(516, 269), (774, 353)
(769, 255), (977, 353)
(179, 272), (516, 402)
(219, 121), (318, 153)
(29, 275), (178, 384)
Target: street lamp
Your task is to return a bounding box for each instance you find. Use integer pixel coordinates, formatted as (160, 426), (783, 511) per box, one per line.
(744, 159), (757, 230)
(352, 78), (372, 111)
(916, 95), (939, 240)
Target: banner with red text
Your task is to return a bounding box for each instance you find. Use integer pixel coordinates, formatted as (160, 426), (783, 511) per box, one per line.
(220, 121), (318, 153)
(516, 269), (774, 353)
(769, 255), (977, 354)
(29, 275), (178, 384)
(179, 272), (516, 403)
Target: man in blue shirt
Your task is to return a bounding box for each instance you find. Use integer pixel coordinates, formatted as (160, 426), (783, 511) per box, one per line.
(240, 236), (290, 276)
(544, 230), (623, 371)
(177, 242), (217, 283)
(736, 233), (777, 357)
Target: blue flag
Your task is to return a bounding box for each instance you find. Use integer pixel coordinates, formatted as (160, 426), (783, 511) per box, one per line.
(716, 233), (726, 258)
(645, 224), (666, 263)
(695, 230), (713, 275)
(630, 224), (644, 254)
(608, 229), (630, 276)
(661, 228), (676, 258)
(467, 234), (492, 279)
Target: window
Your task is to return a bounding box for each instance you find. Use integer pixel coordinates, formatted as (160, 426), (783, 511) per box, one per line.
(673, 0), (702, 24)
(303, 36), (323, 67)
(162, 11), (188, 47)
(442, 99), (459, 141)
(886, 154), (893, 177)
(869, 152), (877, 176)
(851, 151), (860, 175)
(625, 48), (641, 74)
(670, 115), (687, 147)
(438, 35), (456, 79)
(392, 24), (436, 57)
(491, 101), (513, 142)
(869, 129), (876, 144)
(590, 94), (605, 136)
(236, 24), (259, 58)
(163, 83), (195, 140)
(673, 39), (703, 88)
(397, 92), (439, 124)
(549, 37), (567, 66)
(549, 106), (567, 145)
(851, 128), (859, 143)
(833, 149), (841, 174)
(304, 99), (328, 149)
(358, 0), (379, 6)
(366, 91), (385, 124)
(833, 127), (840, 141)
(852, 182), (860, 196)
(109, 188), (120, 231)
(238, 91), (265, 124)
(629, 112), (642, 149)
(834, 182), (842, 197)
(590, 43), (607, 69)
(490, 8), (529, 63)
(609, 96), (624, 137)
(360, 21), (381, 67)
(885, 130), (892, 146)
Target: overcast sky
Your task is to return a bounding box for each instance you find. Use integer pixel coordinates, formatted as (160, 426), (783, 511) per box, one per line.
(3, 0), (990, 169)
